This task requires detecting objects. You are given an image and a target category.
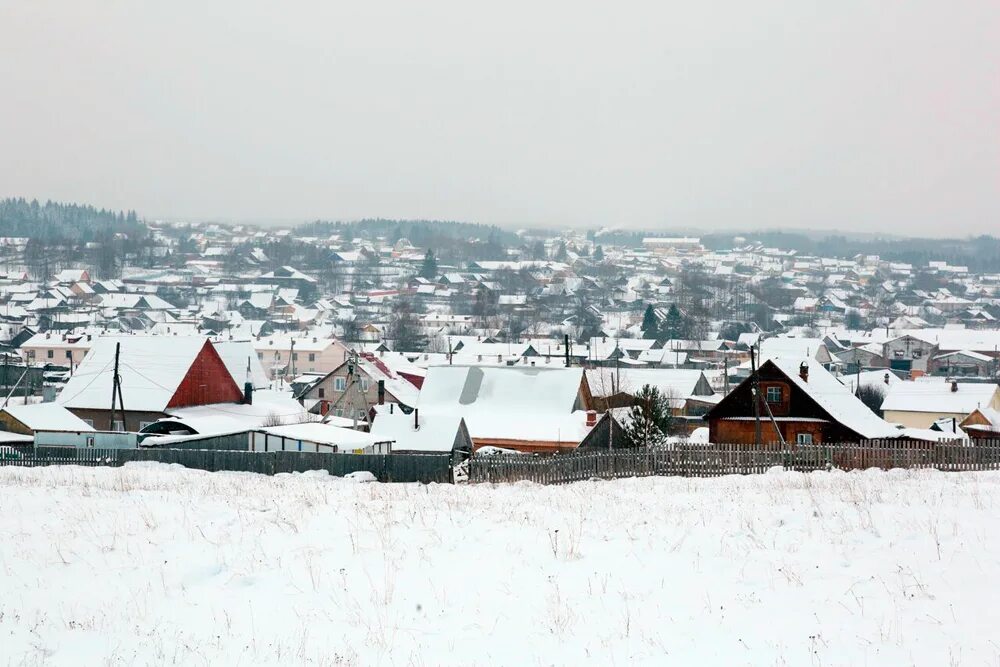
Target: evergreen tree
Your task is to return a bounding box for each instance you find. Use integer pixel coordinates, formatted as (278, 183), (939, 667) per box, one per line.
(531, 240), (547, 260)
(623, 384), (674, 448)
(553, 241), (568, 262)
(640, 304), (659, 337)
(419, 249), (438, 280)
(388, 297), (427, 351)
(593, 245), (604, 261)
(659, 304), (687, 340)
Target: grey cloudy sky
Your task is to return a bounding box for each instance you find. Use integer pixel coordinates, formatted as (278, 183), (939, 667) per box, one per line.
(1, 1), (997, 236)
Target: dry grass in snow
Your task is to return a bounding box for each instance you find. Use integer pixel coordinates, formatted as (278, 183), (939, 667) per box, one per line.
(1, 463), (999, 665)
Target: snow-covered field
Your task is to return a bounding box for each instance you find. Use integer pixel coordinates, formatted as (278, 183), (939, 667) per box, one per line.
(2, 464), (999, 666)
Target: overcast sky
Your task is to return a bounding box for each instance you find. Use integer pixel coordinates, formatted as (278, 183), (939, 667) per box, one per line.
(1, 1), (997, 236)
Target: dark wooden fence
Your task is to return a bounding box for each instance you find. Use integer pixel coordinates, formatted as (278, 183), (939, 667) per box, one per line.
(469, 439), (1000, 484)
(7, 441), (1000, 487)
(0, 447), (453, 483)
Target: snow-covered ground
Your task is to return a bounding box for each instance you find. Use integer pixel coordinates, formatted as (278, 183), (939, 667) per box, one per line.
(2, 464), (999, 666)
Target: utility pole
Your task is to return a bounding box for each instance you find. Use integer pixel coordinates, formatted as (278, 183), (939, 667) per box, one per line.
(750, 344), (761, 446)
(109, 342), (125, 431)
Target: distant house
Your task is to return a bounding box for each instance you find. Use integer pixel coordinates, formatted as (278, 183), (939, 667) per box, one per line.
(54, 269), (90, 284)
(585, 368), (715, 415)
(705, 358), (899, 445)
(880, 379), (1000, 429)
(253, 335), (350, 379)
(960, 408), (1000, 441)
(396, 365), (616, 453)
(833, 343), (888, 372)
(298, 354), (421, 418)
(58, 337), (249, 431)
(930, 350), (993, 377)
(883, 335), (938, 375)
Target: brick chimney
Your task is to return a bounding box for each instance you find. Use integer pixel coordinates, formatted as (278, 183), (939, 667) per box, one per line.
(585, 410), (597, 427)
(799, 362), (809, 382)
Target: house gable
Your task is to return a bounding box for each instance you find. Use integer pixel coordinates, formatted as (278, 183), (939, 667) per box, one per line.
(706, 360), (866, 443)
(167, 341), (244, 409)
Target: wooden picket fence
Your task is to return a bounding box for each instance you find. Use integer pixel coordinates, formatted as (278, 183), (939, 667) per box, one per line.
(468, 439), (1000, 485)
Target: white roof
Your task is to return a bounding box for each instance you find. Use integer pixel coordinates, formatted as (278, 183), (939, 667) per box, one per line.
(259, 422), (378, 449)
(370, 406), (467, 453)
(881, 381), (1000, 415)
(58, 336), (210, 412)
(415, 365), (590, 443)
(586, 369), (712, 407)
(2, 402), (94, 431)
(154, 391), (310, 435)
(213, 339), (270, 389)
(759, 337), (830, 363)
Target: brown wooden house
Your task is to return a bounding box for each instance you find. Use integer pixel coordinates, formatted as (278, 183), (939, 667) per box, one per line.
(705, 357), (899, 445)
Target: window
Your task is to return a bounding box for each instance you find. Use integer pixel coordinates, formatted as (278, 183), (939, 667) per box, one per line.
(83, 419), (94, 428)
(65, 351), (73, 359)
(292, 352), (298, 361)
(334, 377), (347, 391)
(360, 378), (370, 392)
(86, 436), (95, 448)
(308, 353), (316, 362)
(258, 353), (264, 360)
(47, 350), (54, 359)
(766, 386), (782, 403)
(111, 420), (125, 432)
(139, 421), (153, 431)
(318, 388), (325, 398)
(796, 432), (814, 445)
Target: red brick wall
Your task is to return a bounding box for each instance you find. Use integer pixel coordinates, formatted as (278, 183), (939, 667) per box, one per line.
(167, 341), (244, 409)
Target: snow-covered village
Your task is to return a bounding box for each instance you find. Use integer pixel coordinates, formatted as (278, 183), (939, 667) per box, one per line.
(1, 203), (1000, 664)
(3, 2), (999, 665)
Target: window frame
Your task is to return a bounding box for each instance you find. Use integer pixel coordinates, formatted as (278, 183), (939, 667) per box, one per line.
(765, 386), (782, 403)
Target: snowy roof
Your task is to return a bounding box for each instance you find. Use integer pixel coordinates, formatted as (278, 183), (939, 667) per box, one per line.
(415, 365), (591, 443)
(213, 339), (270, 389)
(58, 336), (211, 412)
(2, 402), (95, 431)
(152, 391), (310, 435)
(758, 337), (830, 363)
(839, 370), (899, 394)
(881, 381), (1000, 415)
(586, 369), (712, 404)
(370, 405), (468, 453)
(258, 422), (379, 449)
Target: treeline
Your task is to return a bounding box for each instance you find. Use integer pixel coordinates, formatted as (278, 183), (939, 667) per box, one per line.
(0, 198), (154, 280)
(0, 198), (146, 242)
(298, 218), (519, 264)
(701, 231), (1000, 272)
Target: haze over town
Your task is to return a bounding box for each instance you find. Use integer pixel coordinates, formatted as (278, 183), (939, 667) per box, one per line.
(2, 1), (998, 235)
